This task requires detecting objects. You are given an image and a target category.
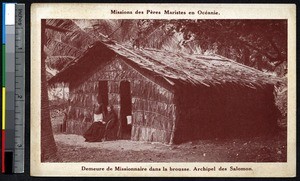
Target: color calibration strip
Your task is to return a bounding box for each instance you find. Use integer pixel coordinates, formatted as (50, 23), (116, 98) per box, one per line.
(2, 3), (16, 174)
(2, 3), (25, 174)
(1, 3), (5, 173)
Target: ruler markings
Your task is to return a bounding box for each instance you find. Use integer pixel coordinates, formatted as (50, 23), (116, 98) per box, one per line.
(14, 148), (24, 151)
(14, 4), (25, 173)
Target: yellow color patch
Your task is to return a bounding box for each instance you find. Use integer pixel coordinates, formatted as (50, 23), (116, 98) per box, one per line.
(2, 87), (5, 130)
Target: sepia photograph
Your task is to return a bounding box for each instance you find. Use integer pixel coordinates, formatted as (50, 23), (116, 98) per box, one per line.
(31, 3), (296, 177)
(42, 19), (287, 163)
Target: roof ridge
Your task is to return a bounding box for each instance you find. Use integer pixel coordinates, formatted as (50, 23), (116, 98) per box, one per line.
(114, 43), (210, 86)
(49, 40), (281, 87)
(213, 54), (266, 74)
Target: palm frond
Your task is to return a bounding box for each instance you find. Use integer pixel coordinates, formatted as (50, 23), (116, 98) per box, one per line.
(62, 30), (95, 50)
(46, 19), (81, 32)
(45, 39), (83, 57)
(46, 56), (75, 71)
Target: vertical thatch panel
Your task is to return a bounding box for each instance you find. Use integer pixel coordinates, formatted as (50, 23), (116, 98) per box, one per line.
(65, 56), (176, 143)
(92, 57), (176, 143)
(65, 72), (98, 134)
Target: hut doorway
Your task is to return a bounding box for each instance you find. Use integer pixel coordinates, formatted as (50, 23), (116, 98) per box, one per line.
(98, 81), (108, 113)
(120, 81), (132, 139)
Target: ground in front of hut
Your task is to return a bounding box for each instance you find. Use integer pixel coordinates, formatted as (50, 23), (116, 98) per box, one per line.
(53, 131), (286, 162)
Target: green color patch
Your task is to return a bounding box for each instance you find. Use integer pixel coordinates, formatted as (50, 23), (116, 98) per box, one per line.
(2, 44), (5, 87)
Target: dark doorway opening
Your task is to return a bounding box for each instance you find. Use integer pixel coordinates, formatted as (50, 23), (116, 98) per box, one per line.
(120, 81), (132, 139)
(98, 81), (108, 114)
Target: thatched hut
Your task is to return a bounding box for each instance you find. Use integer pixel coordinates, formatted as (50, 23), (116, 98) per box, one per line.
(48, 40), (281, 144)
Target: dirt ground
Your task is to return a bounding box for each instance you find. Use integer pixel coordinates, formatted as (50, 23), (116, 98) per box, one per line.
(54, 131), (286, 162)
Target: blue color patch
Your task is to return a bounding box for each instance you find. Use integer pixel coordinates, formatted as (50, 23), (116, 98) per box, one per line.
(2, 3), (6, 44)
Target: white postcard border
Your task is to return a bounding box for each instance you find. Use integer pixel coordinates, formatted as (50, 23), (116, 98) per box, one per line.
(30, 3), (296, 177)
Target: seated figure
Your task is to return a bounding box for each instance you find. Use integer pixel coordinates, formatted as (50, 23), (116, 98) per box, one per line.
(83, 104), (117, 142)
(83, 104), (105, 142)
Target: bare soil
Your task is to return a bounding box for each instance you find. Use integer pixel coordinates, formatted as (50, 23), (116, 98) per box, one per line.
(54, 131), (286, 162)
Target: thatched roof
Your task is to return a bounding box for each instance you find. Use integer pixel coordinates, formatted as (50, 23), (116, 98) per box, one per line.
(48, 40), (280, 89)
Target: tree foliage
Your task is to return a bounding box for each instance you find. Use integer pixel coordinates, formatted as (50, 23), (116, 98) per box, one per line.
(45, 19), (287, 76)
(137, 20), (287, 74)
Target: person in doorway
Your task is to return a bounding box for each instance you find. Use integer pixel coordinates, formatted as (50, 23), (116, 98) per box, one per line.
(102, 105), (118, 141)
(83, 103), (106, 142)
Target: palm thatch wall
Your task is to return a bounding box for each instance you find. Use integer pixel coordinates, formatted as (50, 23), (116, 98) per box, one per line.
(49, 40), (281, 144)
(66, 57), (176, 143)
